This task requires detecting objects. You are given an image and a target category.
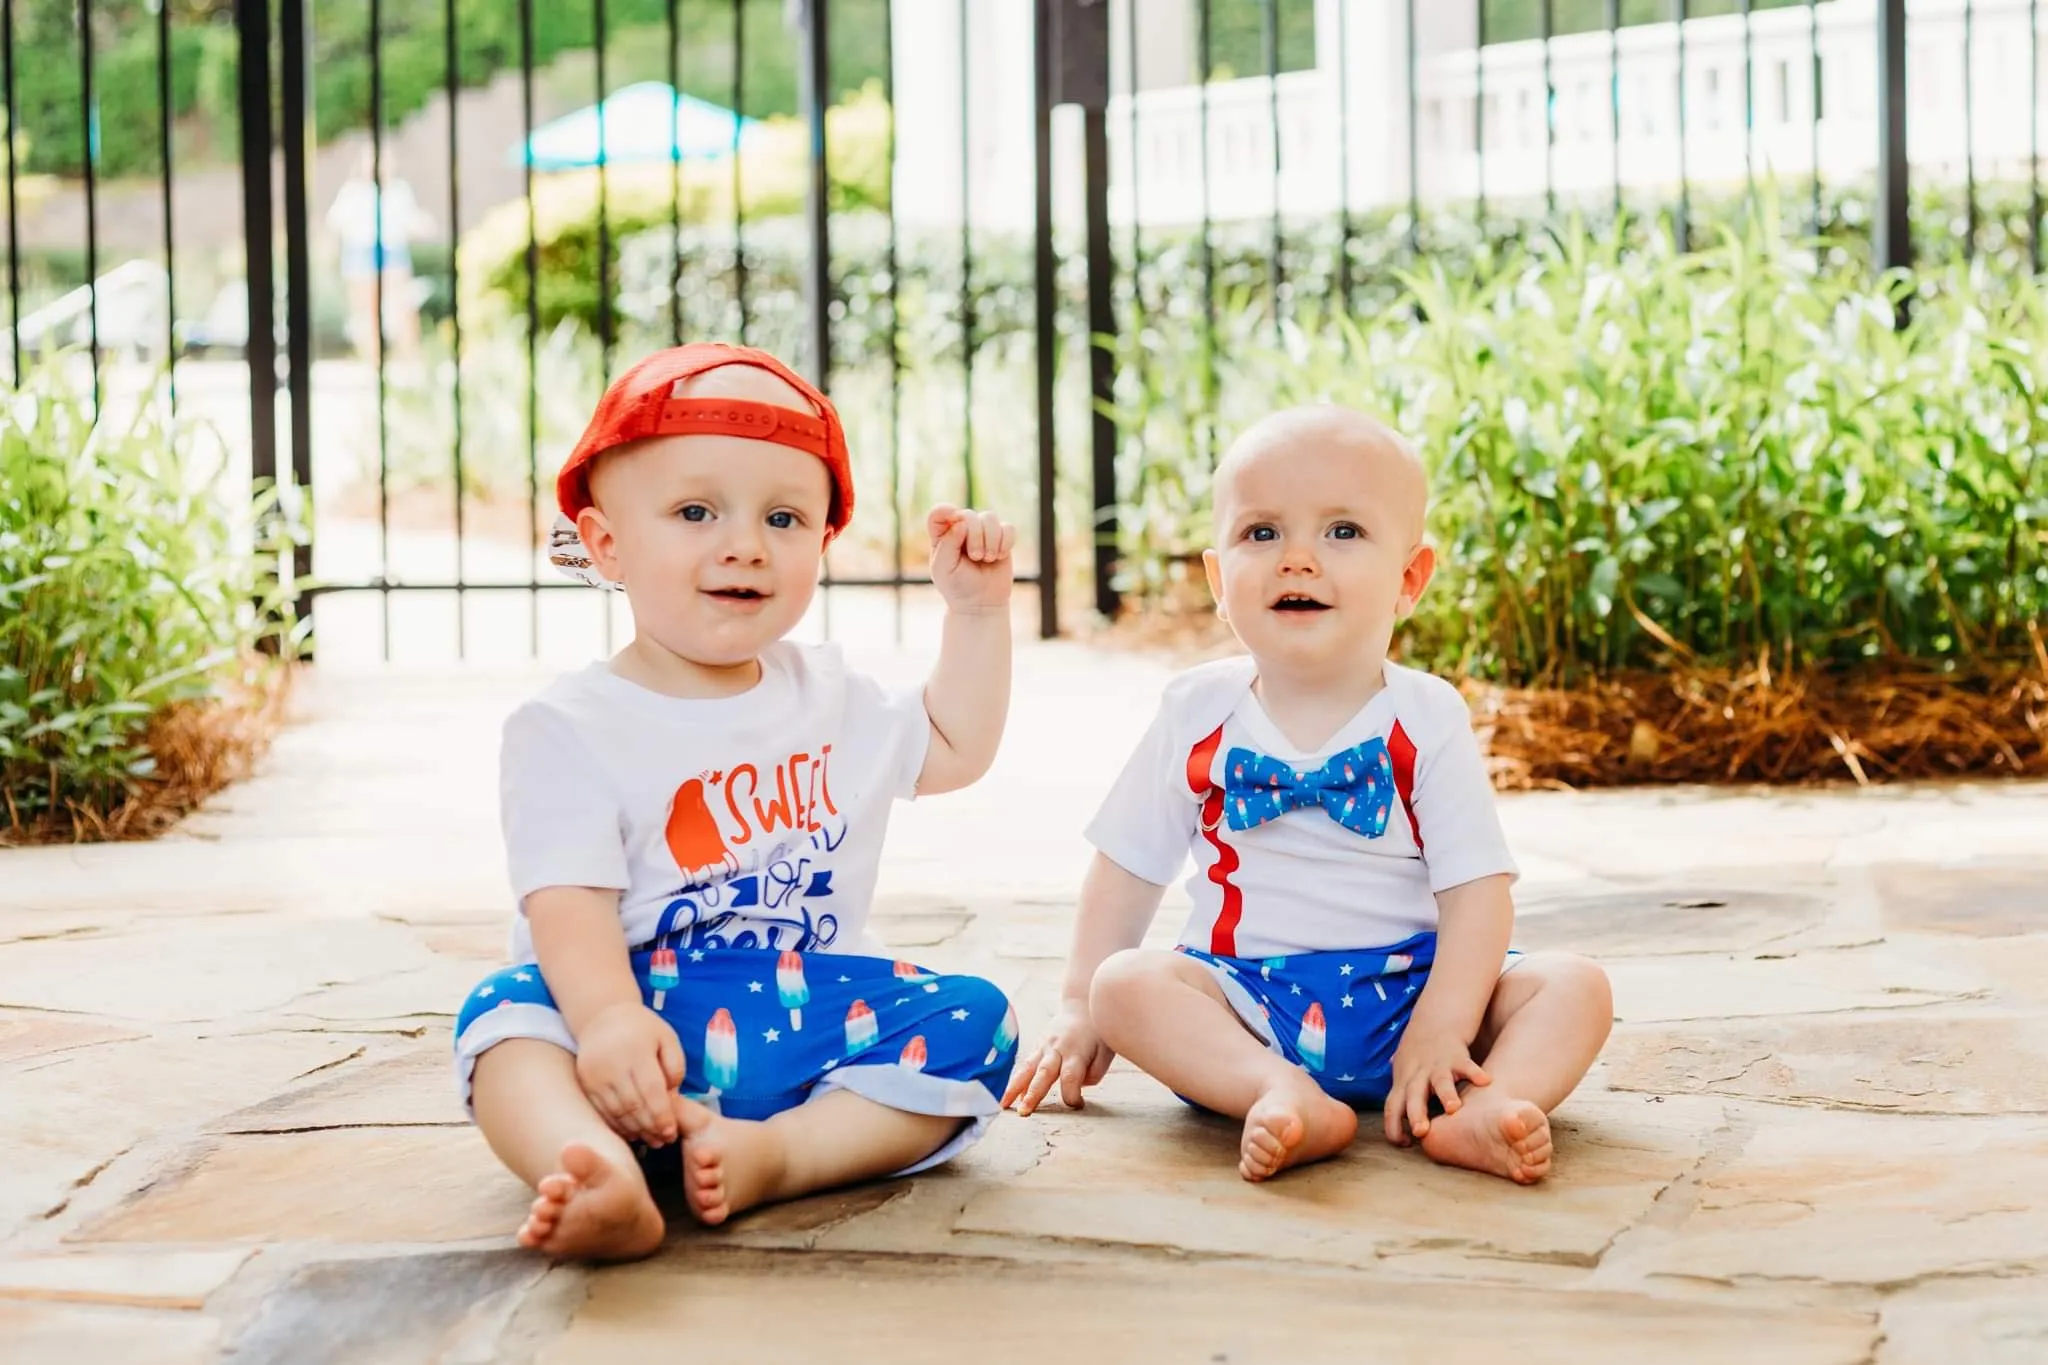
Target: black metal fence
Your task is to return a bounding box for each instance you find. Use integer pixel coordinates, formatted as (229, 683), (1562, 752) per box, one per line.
(4, 0), (2036, 660)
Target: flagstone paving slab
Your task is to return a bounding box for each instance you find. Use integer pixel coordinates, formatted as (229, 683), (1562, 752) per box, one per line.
(212, 1250), (544, 1365)
(1603, 1012), (2048, 1115)
(4, 1032), (367, 1232)
(0, 1300), (222, 1365)
(1, 653), (2044, 1359)
(1633, 1109), (2048, 1287)
(0, 917), (444, 1023)
(536, 1248), (1882, 1365)
(1879, 1278), (2048, 1365)
(0, 1250), (255, 1309)
(952, 1076), (1718, 1271)
(80, 1128), (529, 1246)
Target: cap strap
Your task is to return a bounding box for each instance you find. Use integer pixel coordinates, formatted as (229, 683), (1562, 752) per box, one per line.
(650, 396), (830, 457)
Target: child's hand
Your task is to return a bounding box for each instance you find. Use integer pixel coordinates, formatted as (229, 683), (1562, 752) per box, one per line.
(575, 1002), (687, 1147)
(1002, 1002), (1115, 1115)
(1384, 1027), (1490, 1146)
(927, 505), (1015, 614)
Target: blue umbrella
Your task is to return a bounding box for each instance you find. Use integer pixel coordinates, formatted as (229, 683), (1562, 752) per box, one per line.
(514, 82), (755, 171)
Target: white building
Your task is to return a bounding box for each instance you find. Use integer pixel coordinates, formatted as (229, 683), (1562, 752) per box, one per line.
(890, 0), (2048, 233)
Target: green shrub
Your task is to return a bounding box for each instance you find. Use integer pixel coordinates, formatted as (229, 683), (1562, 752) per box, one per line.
(0, 362), (299, 835)
(471, 163), (2044, 385)
(1109, 207), (2048, 685)
(459, 86), (893, 334)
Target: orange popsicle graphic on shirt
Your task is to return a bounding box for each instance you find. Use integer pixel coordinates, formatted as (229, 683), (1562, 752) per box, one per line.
(666, 777), (733, 878)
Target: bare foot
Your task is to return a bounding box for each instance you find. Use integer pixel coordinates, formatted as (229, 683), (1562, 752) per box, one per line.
(676, 1095), (789, 1226)
(1419, 1093), (1553, 1185)
(1239, 1071), (1359, 1182)
(516, 1142), (665, 1261)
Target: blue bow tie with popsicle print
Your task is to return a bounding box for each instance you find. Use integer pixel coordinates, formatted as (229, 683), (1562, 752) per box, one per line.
(1221, 740), (1396, 838)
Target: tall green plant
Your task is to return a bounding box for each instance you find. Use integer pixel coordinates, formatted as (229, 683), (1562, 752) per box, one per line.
(1110, 212), (2048, 684)
(0, 364), (299, 831)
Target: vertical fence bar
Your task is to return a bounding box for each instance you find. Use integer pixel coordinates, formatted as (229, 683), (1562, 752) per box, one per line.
(236, 0), (279, 641)
(595, 0), (612, 387)
(2033, 0), (2041, 274)
(1608, 0), (1621, 220)
(958, 0), (977, 507)
(1263, 0), (1282, 331)
(521, 0), (540, 654)
(1406, 0), (1420, 252)
(370, 0), (390, 659)
(1198, 0), (1215, 454)
(1741, 0), (1753, 195)
(1541, 0), (1555, 215)
(1127, 0), (1143, 318)
(796, 0), (827, 639)
(806, 0), (823, 634)
(885, 0), (904, 639)
(1475, 0), (1486, 227)
(1032, 0), (1059, 637)
(1876, 0), (1911, 286)
(732, 0), (748, 340)
(280, 0), (312, 641)
(444, 0), (467, 654)
(1130, 0), (1146, 290)
(1963, 0), (1977, 260)
(79, 0), (98, 411)
(6, 0), (22, 384)
(800, 0), (830, 389)
(1335, 0), (1352, 304)
(156, 0), (176, 414)
(1086, 98), (1116, 621)
(595, 0), (614, 654)
(1674, 0), (1689, 250)
(1810, 0), (1821, 230)
(668, 0), (682, 346)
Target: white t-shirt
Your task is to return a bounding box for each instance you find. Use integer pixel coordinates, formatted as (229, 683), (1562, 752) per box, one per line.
(326, 178), (418, 253)
(498, 642), (930, 964)
(1086, 658), (1517, 959)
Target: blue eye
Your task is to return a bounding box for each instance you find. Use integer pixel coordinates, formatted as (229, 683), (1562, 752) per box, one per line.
(679, 504), (711, 522)
(1247, 525), (1278, 542)
(767, 510), (798, 530)
(1329, 523), (1361, 540)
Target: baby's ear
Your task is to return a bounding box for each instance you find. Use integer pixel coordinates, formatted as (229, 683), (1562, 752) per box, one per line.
(1202, 548), (1227, 621)
(1395, 542), (1436, 617)
(576, 505), (625, 587)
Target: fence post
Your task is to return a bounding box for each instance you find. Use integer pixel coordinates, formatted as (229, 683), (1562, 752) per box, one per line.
(1876, 0), (1911, 289)
(1032, 0), (1060, 639)
(796, 0), (831, 388)
(279, 0), (314, 649)
(1045, 0), (1116, 624)
(235, 0), (284, 651)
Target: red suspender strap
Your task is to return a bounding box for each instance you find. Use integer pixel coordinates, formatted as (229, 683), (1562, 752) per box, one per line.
(1388, 720), (1422, 850)
(1187, 724), (1244, 958)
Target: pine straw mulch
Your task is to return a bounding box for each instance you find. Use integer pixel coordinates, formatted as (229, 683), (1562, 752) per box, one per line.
(1090, 612), (2048, 789)
(0, 659), (298, 847)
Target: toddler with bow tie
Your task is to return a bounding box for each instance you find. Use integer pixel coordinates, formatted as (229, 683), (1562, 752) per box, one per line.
(1004, 407), (1613, 1186)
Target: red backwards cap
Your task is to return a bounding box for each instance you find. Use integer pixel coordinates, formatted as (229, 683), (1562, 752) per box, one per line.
(555, 342), (854, 535)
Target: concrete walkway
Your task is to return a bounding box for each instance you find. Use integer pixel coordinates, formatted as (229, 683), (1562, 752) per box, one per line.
(3, 639), (2046, 1364)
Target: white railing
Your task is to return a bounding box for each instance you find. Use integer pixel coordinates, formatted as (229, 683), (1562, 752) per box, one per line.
(1109, 68), (1338, 228)
(1104, 0), (2048, 228)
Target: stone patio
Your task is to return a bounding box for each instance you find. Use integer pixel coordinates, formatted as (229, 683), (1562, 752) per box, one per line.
(3, 637), (2046, 1364)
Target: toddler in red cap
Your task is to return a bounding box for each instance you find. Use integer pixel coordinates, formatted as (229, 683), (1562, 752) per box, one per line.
(455, 344), (1022, 1260)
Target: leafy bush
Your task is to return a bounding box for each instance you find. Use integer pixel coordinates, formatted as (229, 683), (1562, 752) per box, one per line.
(0, 363), (298, 837)
(459, 86), (893, 334)
(1109, 205), (2048, 685)
(472, 159), (2045, 382)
